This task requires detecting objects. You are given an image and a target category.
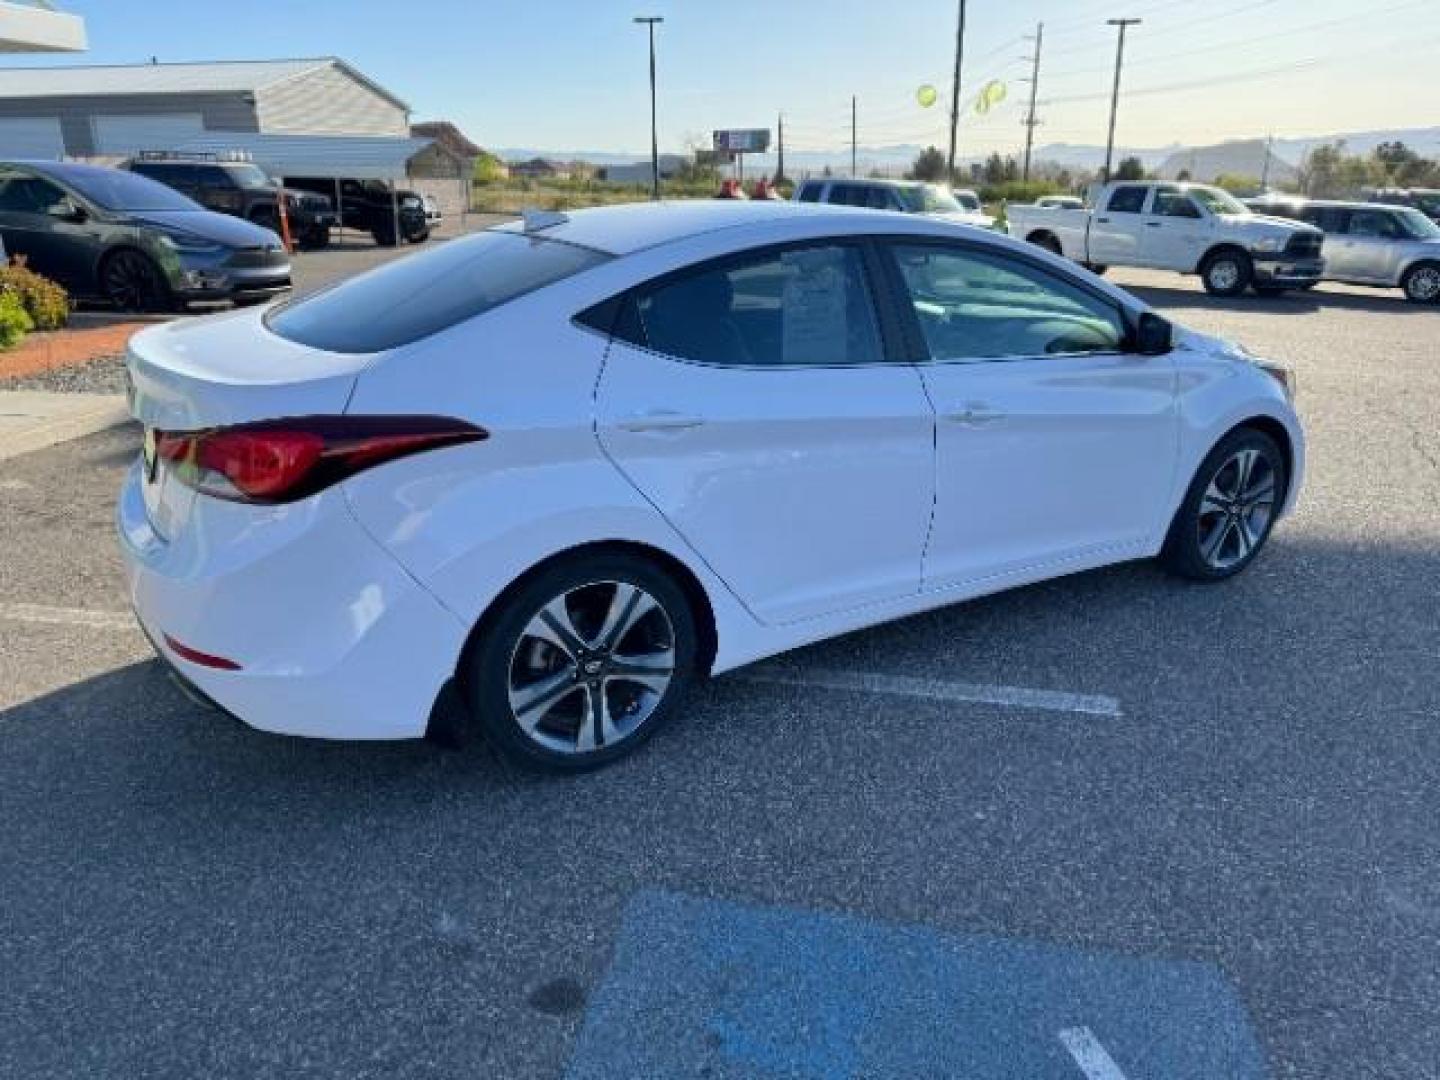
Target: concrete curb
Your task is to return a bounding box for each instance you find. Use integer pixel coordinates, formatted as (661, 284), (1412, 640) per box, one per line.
(0, 391), (132, 462)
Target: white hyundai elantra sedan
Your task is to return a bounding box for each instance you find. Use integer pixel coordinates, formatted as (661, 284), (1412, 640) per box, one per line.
(119, 200), (1303, 771)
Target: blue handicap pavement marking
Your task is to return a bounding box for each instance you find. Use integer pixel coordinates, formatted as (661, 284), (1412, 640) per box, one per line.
(566, 890), (1266, 1079)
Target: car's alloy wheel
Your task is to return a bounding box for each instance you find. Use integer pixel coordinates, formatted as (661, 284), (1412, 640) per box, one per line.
(508, 581), (676, 755)
(1161, 427), (1286, 581)
(1402, 263), (1440, 303)
(101, 250), (169, 312)
(1194, 447), (1278, 572)
(467, 555), (697, 771)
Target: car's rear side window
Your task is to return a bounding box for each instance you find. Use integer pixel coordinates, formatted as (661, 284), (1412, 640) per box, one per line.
(796, 182), (822, 203)
(266, 229), (610, 353)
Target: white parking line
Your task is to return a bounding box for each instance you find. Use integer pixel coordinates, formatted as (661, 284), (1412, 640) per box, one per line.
(1058, 1026), (1130, 1080)
(0, 602), (135, 632)
(735, 666), (1122, 718)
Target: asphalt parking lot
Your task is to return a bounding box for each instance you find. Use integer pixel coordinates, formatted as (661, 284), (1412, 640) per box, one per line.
(2, 266), (1437, 1079)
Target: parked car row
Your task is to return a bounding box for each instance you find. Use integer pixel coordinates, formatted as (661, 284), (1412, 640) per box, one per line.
(1242, 195), (1440, 303)
(794, 177), (996, 229)
(1006, 181), (1327, 297)
(0, 156), (445, 312)
(0, 160), (291, 311)
(126, 155), (338, 250)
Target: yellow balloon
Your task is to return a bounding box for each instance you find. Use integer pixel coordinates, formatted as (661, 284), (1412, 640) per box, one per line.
(916, 84), (938, 108)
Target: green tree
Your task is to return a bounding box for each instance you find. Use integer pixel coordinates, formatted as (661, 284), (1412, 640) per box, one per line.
(472, 151), (507, 185)
(1212, 173), (1262, 194)
(908, 146), (947, 183)
(1176, 168), (1192, 182)
(982, 152), (1007, 184)
(1114, 156), (1146, 181)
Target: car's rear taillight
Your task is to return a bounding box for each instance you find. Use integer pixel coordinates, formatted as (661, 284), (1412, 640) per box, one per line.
(155, 415), (486, 504)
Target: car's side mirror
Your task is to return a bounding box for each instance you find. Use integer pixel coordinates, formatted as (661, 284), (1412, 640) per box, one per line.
(47, 199), (86, 223)
(1134, 311), (1173, 356)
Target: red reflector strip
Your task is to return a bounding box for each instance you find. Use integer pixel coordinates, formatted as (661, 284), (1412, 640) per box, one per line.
(163, 633), (242, 671)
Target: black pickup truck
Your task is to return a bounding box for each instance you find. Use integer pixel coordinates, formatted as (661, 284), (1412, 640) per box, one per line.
(126, 156), (337, 249)
(285, 177), (430, 246)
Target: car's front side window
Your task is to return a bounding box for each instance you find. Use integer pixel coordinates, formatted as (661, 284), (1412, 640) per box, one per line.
(628, 244), (885, 368)
(889, 244), (1127, 362)
(1154, 187), (1201, 218)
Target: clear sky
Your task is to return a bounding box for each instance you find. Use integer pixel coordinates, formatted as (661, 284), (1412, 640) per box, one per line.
(10, 0), (1439, 157)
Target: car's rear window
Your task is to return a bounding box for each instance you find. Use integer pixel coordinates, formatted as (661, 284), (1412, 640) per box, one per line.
(266, 229), (610, 353)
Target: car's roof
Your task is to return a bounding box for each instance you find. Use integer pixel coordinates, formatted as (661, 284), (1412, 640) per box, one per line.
(504, 199), (899, 256)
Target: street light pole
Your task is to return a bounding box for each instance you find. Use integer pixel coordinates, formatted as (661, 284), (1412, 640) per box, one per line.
(1102, 17), (1140, 183)
(634, 16), (663, 200)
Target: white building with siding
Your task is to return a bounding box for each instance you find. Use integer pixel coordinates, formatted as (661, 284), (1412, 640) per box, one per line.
(0, 57), (410, 160)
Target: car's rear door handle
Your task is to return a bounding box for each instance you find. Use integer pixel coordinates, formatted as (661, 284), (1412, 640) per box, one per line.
(944, 405), (1006, 426)
(615, 410), (706, 433)
(1145, 221), (1162, 227)
(1096, 216), (1111, 223)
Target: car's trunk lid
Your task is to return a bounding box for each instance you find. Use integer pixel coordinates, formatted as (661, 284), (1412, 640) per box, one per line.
(126, 307), (374, 540)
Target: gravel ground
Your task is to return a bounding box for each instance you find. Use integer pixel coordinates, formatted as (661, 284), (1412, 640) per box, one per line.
(0, 354), (128, 394)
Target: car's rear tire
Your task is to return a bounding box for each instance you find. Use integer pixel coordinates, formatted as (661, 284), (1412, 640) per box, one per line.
(463, 552), (698, 772)
(372, 226), (398, 247)
(1160, 427), (1287, 581)
(99, 249), (172, 313)
(1200, 249), (1253, 296)
(1401, 261), (1440, 304)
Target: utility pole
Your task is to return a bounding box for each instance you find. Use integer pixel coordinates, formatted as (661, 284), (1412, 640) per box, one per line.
(840, 96), (852, 176)
(633, 16), (663, 199)
(1259, 132), (1274, 190)
(946, 0), (967, 183)
(777, 111), (785, 184)
(1102, 17), (1140, 183)
(1021, 22), (1044, 182)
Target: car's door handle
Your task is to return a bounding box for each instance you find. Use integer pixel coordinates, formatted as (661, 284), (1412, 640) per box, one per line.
(944, 406), (1006, 426)
(615, 410), (706, 433)
(1096, 216), (1111, 223)
(1145, 221), (1162, 227)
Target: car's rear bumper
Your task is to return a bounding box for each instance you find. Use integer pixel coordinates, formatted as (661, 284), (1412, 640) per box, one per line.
(118, 461), (468, 741)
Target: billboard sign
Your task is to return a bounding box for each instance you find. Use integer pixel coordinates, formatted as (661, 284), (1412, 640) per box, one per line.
(712, 129), (771, 154)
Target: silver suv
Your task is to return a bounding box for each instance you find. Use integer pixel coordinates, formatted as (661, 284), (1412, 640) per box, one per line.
(793, 177), (995, 229)
(1246, 197), (1440, 303)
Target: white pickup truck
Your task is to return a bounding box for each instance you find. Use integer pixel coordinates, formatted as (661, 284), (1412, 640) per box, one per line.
(1007, 181), (1325, 297)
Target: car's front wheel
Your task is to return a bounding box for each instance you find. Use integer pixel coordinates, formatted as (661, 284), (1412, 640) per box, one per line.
(464, 552), (698, 772)
(1161, 427), (1287, 581)
(1200, 249), (1253, 296)
(100, 249), (172, 312)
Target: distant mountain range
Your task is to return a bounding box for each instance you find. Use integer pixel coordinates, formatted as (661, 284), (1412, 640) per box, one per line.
(495, 126), (1440, 180)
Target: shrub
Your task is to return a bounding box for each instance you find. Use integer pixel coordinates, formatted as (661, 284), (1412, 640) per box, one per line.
(0, 288), (34, 350)
(0, 260), (69, 330)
